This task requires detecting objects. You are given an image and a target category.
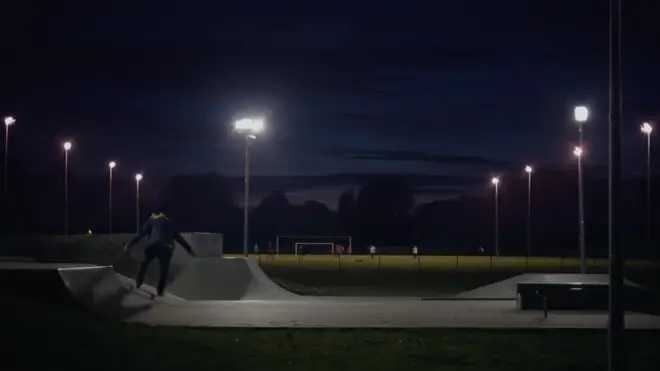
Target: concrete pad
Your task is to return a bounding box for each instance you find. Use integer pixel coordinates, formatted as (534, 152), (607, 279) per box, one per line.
(454, 273), (638, 299)
(2, 262), (659, 329)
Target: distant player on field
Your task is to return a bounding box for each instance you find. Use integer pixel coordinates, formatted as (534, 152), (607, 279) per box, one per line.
(369, 244), (377, 260)
(412, 245), (419, 260)
(267, 242), (275, 260)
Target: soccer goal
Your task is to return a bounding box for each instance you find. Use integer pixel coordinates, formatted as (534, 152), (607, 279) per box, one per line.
(276, 235), (352, 255)
(294, 242), (334, 255)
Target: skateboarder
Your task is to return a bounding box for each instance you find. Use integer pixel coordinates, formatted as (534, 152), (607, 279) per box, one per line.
(124, 212), (194, 297)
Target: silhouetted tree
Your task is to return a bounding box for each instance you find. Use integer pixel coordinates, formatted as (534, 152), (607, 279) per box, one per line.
(254, 190), (294, 243)
(295, 201), (335, 235)
(337, 188), (355, 234)
(354, 177), (415, 248)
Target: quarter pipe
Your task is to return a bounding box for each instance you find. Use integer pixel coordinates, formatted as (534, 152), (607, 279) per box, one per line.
(0, 257), (297, 304)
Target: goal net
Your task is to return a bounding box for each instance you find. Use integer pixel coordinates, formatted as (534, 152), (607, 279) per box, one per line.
(276, 235), (352, 255)
(294, 242), (334, 255)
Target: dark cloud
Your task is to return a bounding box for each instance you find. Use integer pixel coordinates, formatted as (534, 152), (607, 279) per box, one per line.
(227, 172), (484, 194)
(411, 187), (464, 196)
(326, 149), (509, 168)
(0, 42), (503, 95)
(334, 113), (440, 134)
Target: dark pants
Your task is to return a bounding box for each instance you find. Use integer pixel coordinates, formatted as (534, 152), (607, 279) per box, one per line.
(136, 243), (173, 295)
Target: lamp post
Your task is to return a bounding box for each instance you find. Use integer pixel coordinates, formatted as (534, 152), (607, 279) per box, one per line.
(491, 176), (500, 256)
(135, 173), (143, 232)
(525, 165), (533, 258)
(234, 117), (265, 256)
(573, 145), (586, 273)
(108, 161), (116, 235)
(608, 0), (624, 368)
(574, 106), (588, 273)
(63, 141), (72, 235)
(4, 116), (15, 207)
(574, 106), (589, 145)
(641, 122), (653, 258)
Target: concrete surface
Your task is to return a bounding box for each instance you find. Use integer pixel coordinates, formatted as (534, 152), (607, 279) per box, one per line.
(2, 261), (660, 329)
(162, 257), (298, 300)
(454, 273), (638, 299)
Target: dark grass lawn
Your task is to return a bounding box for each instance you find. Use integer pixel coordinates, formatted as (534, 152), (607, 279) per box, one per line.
(264, 268), (519, 296)
(264, 266), (660, 297)
(3, 296), (660, 371)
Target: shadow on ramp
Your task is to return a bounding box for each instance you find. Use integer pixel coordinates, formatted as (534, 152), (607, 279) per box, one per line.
(0, 263), (154, 320)
(159, 257), (298, 300)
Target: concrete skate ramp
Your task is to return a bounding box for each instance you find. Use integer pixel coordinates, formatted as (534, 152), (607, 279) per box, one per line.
(159, 257), (298, 300)
(455, 273), (638, 299)
(0, 262), (156, 318)
(1, 257), (296, 305)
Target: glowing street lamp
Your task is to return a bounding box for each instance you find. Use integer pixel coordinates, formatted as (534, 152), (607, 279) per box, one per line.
(573, 146), (586, 273)
(574, 106), (589, 123)
(524, 165), (533, 258)
(108, 161), (116, 235)
(63, 141), (72, 235)
(641, 122), (653, 256)
(4, 116), (16, 205)
(135, 173), (143, 232)
(234, 117), (265, 256)
(491, 176), (500, 256)
(573, 107), (589, 271)
(574, 105), (588, 159)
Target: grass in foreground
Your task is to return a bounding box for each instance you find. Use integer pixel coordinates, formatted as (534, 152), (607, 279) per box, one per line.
(265, 268), (516, 296)
(4, 297), (660, 371)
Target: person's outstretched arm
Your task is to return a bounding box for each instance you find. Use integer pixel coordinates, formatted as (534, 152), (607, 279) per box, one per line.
(174, 232), (194, 255)
(124, 220), (152, 250)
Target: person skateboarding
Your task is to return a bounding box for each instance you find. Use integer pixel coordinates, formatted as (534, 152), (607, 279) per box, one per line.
(124, 212), (194, 297)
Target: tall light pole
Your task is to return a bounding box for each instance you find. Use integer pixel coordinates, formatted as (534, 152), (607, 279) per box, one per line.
(63, 141), (72, 235)
(574, 106), (589, 273)
(4, 116), (15, 208)
(641, 122), (653, 258)
(574, 145), (586, 273)
(135, 173), (143, 232)
(491, 176), (500, 256)
(608, 0), (624, 368)
(574, 106), (589, 145)
(525, 165), (533, 258)
(108, 161), (116, 235)
(234, 117), (265, 256)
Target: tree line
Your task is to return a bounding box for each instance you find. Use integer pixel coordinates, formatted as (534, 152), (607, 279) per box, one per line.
(2, 168), (657, 259)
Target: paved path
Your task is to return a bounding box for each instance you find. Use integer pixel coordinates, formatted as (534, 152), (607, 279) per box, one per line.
(115, 292), (660, 329)
(3, 261), (660, 329)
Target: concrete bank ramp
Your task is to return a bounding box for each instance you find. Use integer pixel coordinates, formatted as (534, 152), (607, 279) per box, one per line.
(0, 262), (159, 318)
(164, 257), (298, 300)
(2, 256), (297, 304)
(455, 273), (638, 299)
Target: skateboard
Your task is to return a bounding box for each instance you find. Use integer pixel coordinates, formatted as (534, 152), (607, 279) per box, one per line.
(128, 285), (157, 300)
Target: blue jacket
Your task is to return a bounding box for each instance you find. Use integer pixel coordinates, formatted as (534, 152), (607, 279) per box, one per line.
(127, 214), (193, 254)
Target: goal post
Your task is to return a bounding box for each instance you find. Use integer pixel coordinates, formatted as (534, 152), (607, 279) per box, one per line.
(276, 235), (352, 255)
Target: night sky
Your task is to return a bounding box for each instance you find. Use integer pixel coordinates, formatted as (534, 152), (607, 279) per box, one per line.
(2, 1), (659, 207)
